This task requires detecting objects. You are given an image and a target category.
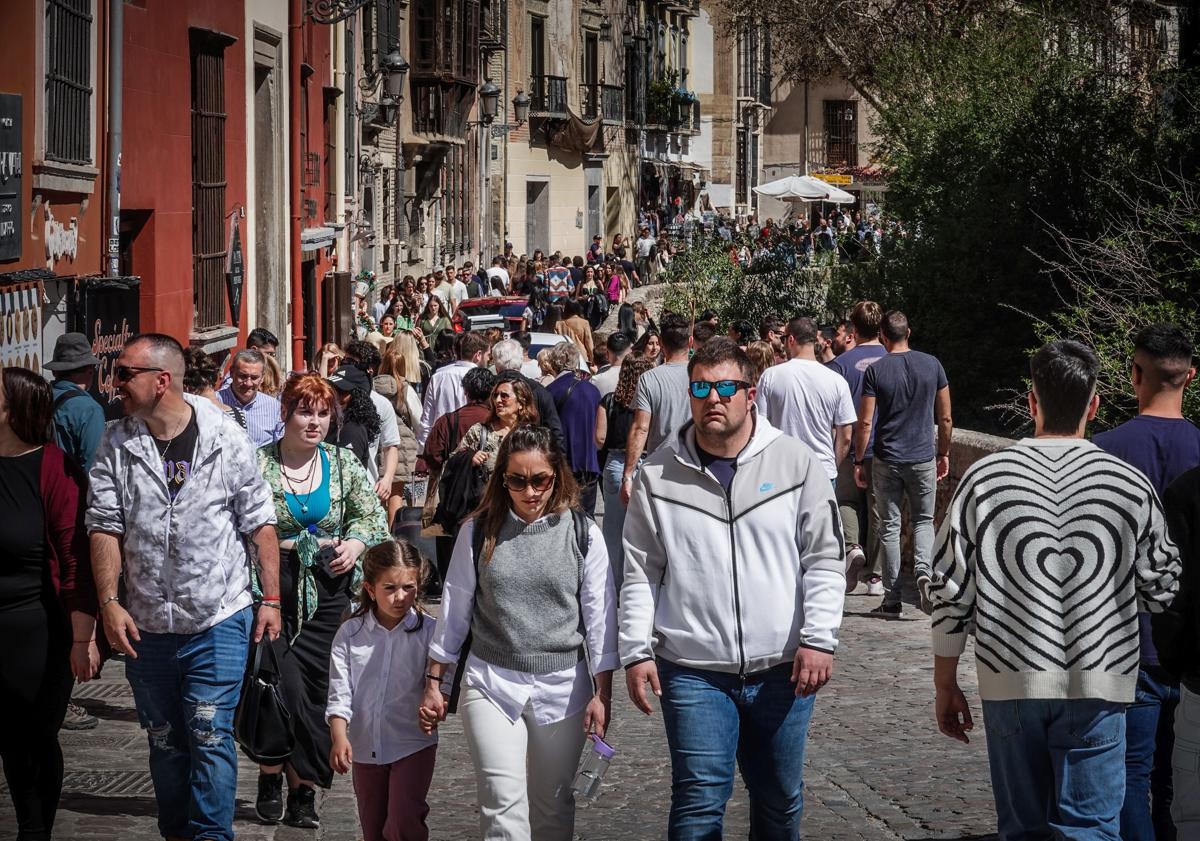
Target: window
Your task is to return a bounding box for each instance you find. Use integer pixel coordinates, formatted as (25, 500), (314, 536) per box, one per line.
(736, 128), (747, 204)
(45, 0), (94, 165)
(190, 33), (230, 331)
(824, 100), (857, 167)
(530, 16), (546, 79)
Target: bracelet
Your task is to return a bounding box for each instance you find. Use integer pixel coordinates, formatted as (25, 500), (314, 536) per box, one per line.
(261, 596), (281, 603)
(937, 452), (950, 458)
(425, 673), (444, 683)
(853, 459), (865, 466)
(100, 594), (120, 608)
(259, 602), (280, 610)
(73, 639), (96, 644)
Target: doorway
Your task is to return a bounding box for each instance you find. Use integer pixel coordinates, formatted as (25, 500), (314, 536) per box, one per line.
(525, 180), (549, 255)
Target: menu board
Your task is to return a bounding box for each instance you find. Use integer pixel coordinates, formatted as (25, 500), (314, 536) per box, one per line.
(0, 281), (43, 374)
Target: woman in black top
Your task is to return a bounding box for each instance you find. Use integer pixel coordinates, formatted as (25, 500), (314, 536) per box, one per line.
(0, 367), (101, 840)
(325, 365), (381, 471)
(593, 355), (656, 587)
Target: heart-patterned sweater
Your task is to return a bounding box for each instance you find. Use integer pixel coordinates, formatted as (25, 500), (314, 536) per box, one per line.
(929, 437), (1181, 702)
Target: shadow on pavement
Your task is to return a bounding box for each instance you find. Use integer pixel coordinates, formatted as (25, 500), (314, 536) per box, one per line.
(57, 792), (158, 818)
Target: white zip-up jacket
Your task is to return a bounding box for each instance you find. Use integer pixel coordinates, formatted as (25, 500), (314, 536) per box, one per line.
(619, 413), (846, 673)
(86, 393), (276, 635)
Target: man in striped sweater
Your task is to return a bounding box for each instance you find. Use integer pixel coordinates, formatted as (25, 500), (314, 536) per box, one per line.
(929, 340), (1181, 840)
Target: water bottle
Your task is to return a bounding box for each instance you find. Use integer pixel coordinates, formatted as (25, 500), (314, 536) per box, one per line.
(571, 735), (616, 800)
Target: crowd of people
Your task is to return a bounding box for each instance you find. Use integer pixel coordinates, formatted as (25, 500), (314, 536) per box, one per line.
(3, 252), (1200, 841)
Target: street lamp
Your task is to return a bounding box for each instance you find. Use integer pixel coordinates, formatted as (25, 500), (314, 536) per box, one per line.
(512, 90), (531, 125)
(383, 50), (408, 101)
(478, 79), (501, 125)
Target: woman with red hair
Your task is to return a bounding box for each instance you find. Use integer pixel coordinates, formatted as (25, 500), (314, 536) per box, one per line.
(252, 373), (389, 828)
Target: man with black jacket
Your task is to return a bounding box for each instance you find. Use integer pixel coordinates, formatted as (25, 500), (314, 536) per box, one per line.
(1155, 467), (1200, 836)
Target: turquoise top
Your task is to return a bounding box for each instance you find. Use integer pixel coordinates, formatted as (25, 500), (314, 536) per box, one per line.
(284, 447), (331, 526)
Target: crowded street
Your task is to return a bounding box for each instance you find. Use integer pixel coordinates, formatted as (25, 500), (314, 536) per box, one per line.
(16, 585), (997, 841)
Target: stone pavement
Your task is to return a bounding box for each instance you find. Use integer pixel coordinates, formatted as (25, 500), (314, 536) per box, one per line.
(0, 588), (999, 841)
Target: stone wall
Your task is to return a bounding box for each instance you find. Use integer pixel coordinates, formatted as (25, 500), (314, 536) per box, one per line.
(935, 428), (1016, 526)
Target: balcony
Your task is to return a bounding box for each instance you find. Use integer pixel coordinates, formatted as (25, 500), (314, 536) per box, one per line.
(479, 0), (507, 50)
(602, 85), (624, 124)
(411, 81), (468, 139)
(580, 83), (599, 119)
(529, 75), (568, 117)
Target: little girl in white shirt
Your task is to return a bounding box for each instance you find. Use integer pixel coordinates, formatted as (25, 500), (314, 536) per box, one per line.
(327, 540), (445, 841)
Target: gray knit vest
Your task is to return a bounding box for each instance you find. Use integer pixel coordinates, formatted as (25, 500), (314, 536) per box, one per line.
(470, 512), (585, 673)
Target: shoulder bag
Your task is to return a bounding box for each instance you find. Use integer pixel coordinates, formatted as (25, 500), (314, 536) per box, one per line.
(234, 638), (295, 764)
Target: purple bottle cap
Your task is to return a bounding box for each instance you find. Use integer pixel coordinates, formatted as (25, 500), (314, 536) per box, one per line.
(591, 734), (616, 759)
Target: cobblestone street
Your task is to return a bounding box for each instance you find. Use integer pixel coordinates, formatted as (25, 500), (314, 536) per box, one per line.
(0, 583), (998, 841)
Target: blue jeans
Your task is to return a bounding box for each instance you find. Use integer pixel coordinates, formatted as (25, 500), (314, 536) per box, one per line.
(871, 458), (936, 606)
(600, 451), (628, 590)
(126, 608), (252, 841)
(984, 698), (1126, 840)
(658, 658), (815, 841)
(1121, 666), (1179, 840)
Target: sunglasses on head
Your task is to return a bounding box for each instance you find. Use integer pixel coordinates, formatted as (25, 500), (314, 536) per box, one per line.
(114, 365), (164, 382)
(689, 379), (752, 399)
(503, 473), (555, 492)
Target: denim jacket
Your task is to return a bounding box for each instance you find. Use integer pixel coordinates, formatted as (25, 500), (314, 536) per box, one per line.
(86, 393), (277, 635)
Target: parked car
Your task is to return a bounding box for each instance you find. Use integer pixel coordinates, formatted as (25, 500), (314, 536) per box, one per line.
(452, 295), (527, 333)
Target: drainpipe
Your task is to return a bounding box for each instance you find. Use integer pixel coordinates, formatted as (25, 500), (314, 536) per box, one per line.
(289, 0), (305, 371)
(105, 0), (123, 277)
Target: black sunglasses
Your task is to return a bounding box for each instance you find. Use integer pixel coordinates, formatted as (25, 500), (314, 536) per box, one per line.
(114, 365), (164, 382)
(503, 473), (555, 492)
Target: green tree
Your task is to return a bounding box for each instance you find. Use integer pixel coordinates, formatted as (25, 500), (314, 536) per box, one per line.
(872, 20), (1162, 432)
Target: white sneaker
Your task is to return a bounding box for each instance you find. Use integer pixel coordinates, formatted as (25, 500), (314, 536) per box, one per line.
(865, 576), (884, 596)
(917, 574), (933, 616)
(844, 545), (866, 594)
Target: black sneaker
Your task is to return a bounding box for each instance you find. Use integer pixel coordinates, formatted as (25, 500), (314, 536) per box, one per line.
(869, 602), (902, 621)
(283, 784), (320, 829)
(255, 772), (284, 823)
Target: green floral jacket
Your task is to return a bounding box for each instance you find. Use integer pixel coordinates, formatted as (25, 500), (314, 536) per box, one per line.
(255, 441), (390, 639)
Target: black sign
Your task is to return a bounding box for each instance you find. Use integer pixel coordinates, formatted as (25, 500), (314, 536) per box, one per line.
(71, 276), (141, 420)
(226, 218), (244, 327)
(0, 93), (21, 263)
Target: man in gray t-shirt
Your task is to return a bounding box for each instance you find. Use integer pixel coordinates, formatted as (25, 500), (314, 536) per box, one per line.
(621, 313), (693, 505)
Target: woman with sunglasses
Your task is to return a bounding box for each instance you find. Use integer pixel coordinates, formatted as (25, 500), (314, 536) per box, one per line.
(452, 378), (539, 483)
(0, 367), (101, 841)
(422, 426), (617, 840)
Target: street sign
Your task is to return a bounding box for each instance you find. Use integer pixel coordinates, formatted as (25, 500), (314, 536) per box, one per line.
(0, 94), (22, 263)
(225, 216), (244, 327)
(812, 172), (853, 186)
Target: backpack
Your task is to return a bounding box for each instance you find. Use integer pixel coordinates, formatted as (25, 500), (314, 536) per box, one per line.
(432, 423), (490, 534)
(446, 509), (591, 713)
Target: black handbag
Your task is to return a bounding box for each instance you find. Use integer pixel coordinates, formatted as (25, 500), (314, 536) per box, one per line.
(234, 638), (294, 764)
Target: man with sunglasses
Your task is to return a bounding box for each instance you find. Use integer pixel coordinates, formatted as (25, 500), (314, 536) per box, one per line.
(86, 333), (280, 841)
(621, 338), (846, 839)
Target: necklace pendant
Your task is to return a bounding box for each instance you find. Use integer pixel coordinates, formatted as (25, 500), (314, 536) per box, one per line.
(300, 504), (308, 514)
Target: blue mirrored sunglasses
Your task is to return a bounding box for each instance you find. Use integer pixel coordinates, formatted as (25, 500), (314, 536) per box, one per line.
(689, 379), (752, 399)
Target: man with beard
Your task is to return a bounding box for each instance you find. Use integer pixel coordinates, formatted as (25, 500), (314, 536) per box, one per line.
(620, 338), (846, 838)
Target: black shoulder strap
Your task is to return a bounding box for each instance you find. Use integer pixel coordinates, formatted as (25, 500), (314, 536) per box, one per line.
(53, 388), (87, 411)
(554, 375), (580, 413)
(444, 408), (463, 460)
(571, 509), (589, 566)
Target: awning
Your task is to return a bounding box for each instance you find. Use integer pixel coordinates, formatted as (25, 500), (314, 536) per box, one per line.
(301, 226), (337, 252)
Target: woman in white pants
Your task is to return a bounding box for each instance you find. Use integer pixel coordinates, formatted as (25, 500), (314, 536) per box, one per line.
(421, 425), (618, 840)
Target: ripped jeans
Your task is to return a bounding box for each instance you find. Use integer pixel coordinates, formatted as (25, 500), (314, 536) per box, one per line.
(126, 607), (252, 841)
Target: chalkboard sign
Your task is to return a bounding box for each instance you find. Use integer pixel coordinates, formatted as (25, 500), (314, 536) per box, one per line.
(0, 93), (21, 263)
(72, 276), (141, 421)
(226, 217), (244, 326)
